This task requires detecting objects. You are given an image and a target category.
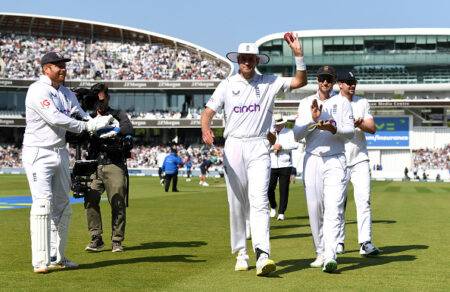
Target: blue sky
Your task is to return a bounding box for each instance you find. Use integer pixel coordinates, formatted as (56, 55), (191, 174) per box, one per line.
(2, 0), (450, 56)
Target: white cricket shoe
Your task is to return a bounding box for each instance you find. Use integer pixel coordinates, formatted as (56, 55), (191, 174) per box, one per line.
(235, 250), (249, 271)
(360, 241), (380, 256)
(186, 178), (191, 182)
(310, 254), (325, 268)
(322, 259), (337, 273)
(199, 181), (203, 185)
(256, 254), (276, 276)
(49, 258), (79, 270)
(277, 214), (285, 221)
(336, 243), (345, 254)
(202, 182), (209, 187)
(160, 179), (164, 185)
(270, 208), (276, 218)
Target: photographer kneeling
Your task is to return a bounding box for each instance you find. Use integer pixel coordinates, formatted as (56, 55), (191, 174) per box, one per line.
(84, 83), (134, 253)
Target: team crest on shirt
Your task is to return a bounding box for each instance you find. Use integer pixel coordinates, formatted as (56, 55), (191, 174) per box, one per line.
(232, 90), (240, 96)
(40, 99), (51, 108)
(332, 104), (337, 114)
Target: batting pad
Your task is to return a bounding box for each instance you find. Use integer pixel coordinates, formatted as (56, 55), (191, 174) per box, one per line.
(51, 204), (72, 263)
(30, 199), (51, 267)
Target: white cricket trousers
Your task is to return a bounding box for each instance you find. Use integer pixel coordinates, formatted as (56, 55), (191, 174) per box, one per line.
(223, 137), (271, 255)
(302, 152), (347, 261)
(338, 160), (372, 244)
(22, 145), (72, 268)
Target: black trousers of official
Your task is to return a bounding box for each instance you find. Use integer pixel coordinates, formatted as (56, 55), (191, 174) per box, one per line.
(164, 171), (178, 192)
(267, 167), (292, 214)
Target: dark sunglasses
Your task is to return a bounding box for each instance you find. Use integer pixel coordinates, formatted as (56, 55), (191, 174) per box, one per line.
(238, 54), (257, 63)
(317, 75), (335, 83)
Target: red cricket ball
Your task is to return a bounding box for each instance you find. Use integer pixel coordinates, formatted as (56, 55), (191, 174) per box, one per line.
(284, 32), (295, 43)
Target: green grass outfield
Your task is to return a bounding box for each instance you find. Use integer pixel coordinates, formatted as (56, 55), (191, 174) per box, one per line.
(0, 174), (449, 291)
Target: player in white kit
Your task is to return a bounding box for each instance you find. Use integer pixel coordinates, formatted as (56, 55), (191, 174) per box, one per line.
(22, 52), (114, 273)
(335, 71), (380, 256)
(201, 34), (307, 276)
(293, 66), (355, 273)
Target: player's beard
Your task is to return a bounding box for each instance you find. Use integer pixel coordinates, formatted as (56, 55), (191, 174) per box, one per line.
(239, 64), (255, 80)
(49, 69), (66, 84)
(57, 72), (66, 83)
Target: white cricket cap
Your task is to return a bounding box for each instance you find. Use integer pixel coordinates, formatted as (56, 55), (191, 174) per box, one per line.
(226, 43), (270, 65)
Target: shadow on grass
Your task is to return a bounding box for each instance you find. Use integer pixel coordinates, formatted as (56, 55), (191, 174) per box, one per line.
(270, 233), (311, 240)
(126, 241), (207, 251)
(273, 258), (312, 276)
(271, 224), (310, 230)
(285, 216), (309, 221)
(76, 254), (206, 270)
(274, 245), (428, 275)
(345, 244), (428, 254)
(337, 254), (417, 273)
(337, 244), (429, 273)
(344, 219), (397, 225)
(378, 244), (428, 254)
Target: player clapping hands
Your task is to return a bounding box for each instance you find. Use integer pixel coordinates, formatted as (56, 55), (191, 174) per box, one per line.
(310, 99), (337, 134)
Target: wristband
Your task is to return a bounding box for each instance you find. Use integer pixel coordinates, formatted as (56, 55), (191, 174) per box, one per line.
(295, 56), (306, 71)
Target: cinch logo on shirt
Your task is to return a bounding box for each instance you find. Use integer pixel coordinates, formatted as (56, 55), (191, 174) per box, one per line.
(233, 103), (260, 113)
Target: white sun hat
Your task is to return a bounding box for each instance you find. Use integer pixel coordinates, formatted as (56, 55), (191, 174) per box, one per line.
(226, 43), (270, 65)
(274, 113), (286, 125)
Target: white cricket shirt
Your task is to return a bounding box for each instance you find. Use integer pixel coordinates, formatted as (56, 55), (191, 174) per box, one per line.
(270, 127), (298, 168)
(23, 75), (88, 147)
(345, 96), (372, 166)
(294, 93), (354, 157)
(206, 73), (291, 139)
(157, 152), (168, 168)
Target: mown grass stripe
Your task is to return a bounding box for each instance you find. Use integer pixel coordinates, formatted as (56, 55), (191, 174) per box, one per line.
(384, 186), (401, 192)
(414, 186), (432, 193)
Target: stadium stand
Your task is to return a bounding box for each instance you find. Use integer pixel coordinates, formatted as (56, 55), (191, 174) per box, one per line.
(0, 33), (229, 81)
(412, 144), (450, 171)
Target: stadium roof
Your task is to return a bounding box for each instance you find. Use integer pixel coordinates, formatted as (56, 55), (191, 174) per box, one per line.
(0, 12), (232, 73)
(255, 28), (450, 45)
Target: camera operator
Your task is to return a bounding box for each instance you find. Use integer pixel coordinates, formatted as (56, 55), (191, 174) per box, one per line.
(84, 83), (134, 253)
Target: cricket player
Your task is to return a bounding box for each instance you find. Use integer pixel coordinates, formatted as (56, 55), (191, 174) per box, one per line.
(201, 33), (307, 276)
(336, 71), (380, 256)
(293, 66), (355, 273)
(22, 51), (114, 273)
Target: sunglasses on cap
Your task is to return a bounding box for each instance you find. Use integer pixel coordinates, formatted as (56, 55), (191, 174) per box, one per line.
(317, 75), (335, 83)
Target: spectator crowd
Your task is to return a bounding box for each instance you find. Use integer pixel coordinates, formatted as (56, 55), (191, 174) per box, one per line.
(0, 33), (230, 81)
(0, 144), (21, 168)
(127, 144), (223, 169)
(2, 143), (449, 175)
(412, 144), (450, 171)
(0, 143), (223, 170)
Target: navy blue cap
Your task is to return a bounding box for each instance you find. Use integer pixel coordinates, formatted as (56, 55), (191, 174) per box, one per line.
(316, 66), (336, 78)
(337, 71), (357, 82)
(41, 52), (71, 66)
